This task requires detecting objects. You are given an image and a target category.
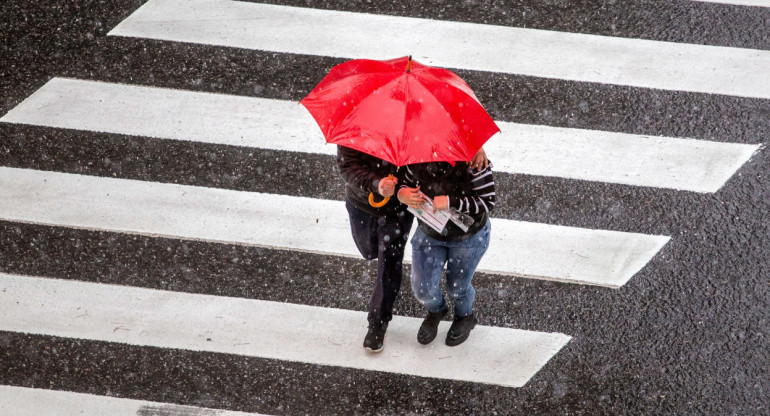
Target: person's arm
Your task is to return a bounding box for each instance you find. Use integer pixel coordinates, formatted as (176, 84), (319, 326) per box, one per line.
(337, 146), (385, 195)
(397, 165), (417, 189)
(439, 164), (495, 214)
(397, 165), (425, 209)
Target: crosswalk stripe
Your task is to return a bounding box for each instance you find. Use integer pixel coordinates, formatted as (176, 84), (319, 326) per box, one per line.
(0, 273), (572, 388)
(0, 385), (267, 416)
(107, 0), (770, 100)
(691, 0), (770, 6)
(0, 166), (669, 287)
(1, 78), (758, 192)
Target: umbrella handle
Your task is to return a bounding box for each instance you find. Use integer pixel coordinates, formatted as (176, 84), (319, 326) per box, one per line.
(369, 174), (396, 207)
(368, 193), (390, 208)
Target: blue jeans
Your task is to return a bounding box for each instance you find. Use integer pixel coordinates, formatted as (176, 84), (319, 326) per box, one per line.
(410, 220), (491, 317)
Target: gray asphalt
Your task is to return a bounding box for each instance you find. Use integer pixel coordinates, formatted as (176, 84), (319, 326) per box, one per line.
(1, 0), (768, 415)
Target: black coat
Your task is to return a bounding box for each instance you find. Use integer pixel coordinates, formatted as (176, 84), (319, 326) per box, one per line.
(336, 146), (408, 217)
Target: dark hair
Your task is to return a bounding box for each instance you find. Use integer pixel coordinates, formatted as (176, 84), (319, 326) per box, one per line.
(425, 161), (450, 177)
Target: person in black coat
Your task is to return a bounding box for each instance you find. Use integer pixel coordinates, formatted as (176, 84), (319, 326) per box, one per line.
(337, 146), (413, 352)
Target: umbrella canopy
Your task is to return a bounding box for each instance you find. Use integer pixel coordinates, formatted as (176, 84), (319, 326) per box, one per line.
(300, 56), (500, 167)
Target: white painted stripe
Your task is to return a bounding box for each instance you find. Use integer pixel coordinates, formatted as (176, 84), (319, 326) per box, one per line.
(0, 167), (668, 287)
(107, 0), (770, 99)
(0, 273), (572, 388)
(1, 78), (758, 193)
(0, 78), (326, 156)
(690, 0), (770, 6)
(0, 385), (266, 416)
(485, 123), (759, 193)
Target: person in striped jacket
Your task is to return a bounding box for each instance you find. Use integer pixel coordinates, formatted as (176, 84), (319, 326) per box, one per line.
(397, 160), (495, 346)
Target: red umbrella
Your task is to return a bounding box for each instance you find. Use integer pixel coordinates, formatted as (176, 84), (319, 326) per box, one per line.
(300, 56), (500, 167)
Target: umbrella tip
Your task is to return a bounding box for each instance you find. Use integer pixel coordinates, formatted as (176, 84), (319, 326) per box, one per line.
(406, 55), (412, 73)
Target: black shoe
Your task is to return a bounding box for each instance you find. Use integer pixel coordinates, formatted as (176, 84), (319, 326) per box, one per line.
(445, 313), (478, 346)
(363, 322), (388, 352)
(417, 308), (449, 345)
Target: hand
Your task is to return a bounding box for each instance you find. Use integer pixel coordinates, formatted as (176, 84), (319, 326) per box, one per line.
(433, 195), (449, 211)
(398, 187), (425, 210)
(377, 175), (397, 197)
(471, 147), (488, 171)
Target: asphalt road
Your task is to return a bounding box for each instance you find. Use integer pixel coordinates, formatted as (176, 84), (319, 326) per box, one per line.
(1, 0), (768, 415)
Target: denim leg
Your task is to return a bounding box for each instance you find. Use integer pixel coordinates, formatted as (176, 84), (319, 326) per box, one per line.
(368, 210), (413, 326)
(445, 220), (491, 317)
(410, 227), (449, 314)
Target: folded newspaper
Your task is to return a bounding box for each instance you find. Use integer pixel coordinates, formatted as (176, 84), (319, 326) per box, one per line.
(408, 192), (474, 234)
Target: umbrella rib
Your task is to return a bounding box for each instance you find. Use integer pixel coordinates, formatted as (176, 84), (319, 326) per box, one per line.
(413, 68), (483, 103)
(326, 75), (404, 145)
(413, 75), (499, 158)
(398, 75), (411, 166)
(413, 75), (471, 114)
(410, 76), (472, 158)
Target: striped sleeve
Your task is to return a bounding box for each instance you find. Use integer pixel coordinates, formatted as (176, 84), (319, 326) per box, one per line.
(449, 164), (496, 214)
(399, 165), (417, 189)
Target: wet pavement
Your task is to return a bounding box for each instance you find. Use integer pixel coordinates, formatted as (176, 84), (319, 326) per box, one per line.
(1, 0), (768, 415)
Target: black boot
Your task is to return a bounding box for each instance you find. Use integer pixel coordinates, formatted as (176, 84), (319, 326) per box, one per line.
(363, 322), (388, 352)
(445, 313), (478, 346)
(417, 307), (449, 345)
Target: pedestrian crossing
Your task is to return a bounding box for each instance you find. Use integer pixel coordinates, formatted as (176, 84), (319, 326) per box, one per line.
(2, 77), (758, 192)
(692, 0), (769, 6)
(0, 385), (268, 416)
(0, 0), (765, 413)
(0, 273), (570, 387)
(109, 0), (770, 99)
(0, 166), (669, 287)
